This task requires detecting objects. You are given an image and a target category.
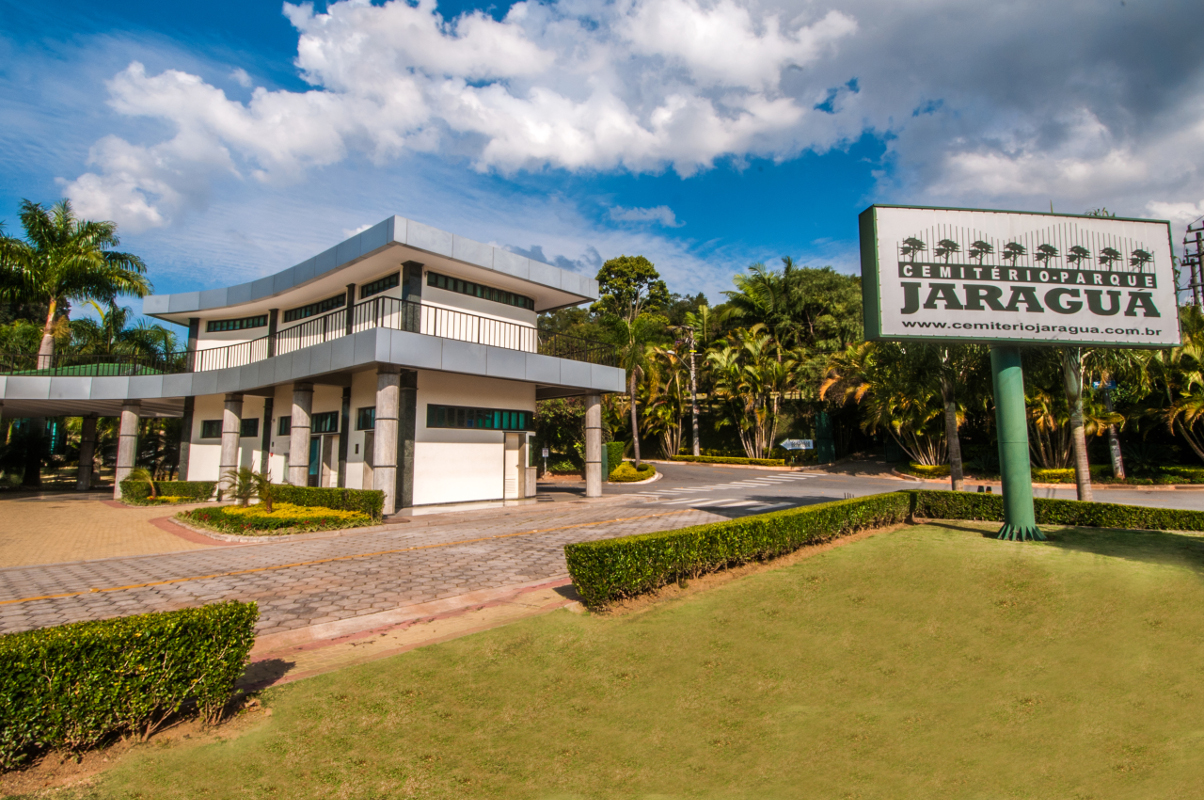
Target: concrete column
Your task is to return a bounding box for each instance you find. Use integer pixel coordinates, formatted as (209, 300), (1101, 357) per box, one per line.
(259, 397), (274, 475)
(373, 367), (401, 515)
(288, 382), (314, 485)
(113, 401), (141, 499)
(220, 393), (244, 489)
(585, 393), (602, 498)
(177, 396), (195, 480)
(77, 414), (97, 491)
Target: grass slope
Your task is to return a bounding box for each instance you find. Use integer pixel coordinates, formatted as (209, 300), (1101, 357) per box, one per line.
(43, 522), (1204, 799)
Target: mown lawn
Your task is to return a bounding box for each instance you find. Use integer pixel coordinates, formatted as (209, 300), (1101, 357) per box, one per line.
(47, 522), (1204, 799)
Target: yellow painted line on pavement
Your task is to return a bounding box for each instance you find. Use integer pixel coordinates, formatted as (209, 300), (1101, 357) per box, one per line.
(0, 510), (693, 607)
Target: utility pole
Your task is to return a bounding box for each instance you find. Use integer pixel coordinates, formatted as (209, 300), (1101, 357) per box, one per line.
(688, 328), (700, 456)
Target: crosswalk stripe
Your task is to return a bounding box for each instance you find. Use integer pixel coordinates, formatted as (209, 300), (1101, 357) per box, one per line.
(716, 500), (758, 508)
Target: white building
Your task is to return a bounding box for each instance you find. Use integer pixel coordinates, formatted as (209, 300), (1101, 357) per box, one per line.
(0, 217), (622, 513)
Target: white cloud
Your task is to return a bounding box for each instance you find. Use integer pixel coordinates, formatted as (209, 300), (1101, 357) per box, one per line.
(230, 67), (252, 88)
(609, 204), (683, 227)
(1147, 200), (1204, 226)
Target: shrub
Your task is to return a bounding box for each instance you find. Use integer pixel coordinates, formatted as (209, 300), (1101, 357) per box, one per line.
(120, 480), (216, 505)
(547, 458), (580, 474)
(605, 441), (626, 475)
(178, 503), (372, 535)
(565, 493), (912, 606)
(669, 455), (786, 467)
(1031, 465), (1111, 483)
(608, 461), (656, 483)
(0, 601), (257, 770)
(1159, 465), (1204, 483)
(271, 485), (384, 521)
(566, 489), (1204, 607)
(905, 462), (950, 478)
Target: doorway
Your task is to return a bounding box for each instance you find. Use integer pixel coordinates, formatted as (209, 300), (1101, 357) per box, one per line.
(308, 435), (337, 487)
(362, 431), (374, 490)
(504, 433), (525, 500)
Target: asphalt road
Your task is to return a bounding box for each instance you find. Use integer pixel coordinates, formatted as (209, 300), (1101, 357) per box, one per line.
(602, 461), (1204, 513)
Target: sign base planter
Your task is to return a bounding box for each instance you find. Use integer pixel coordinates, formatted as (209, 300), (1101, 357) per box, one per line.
(997, 522), (1046, 542)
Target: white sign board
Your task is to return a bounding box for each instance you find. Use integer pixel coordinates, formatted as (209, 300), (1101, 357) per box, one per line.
(860, 205), (1179, 348)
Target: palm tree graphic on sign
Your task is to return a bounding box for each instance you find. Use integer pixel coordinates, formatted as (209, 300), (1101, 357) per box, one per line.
(901, 237), (927, 261)
(1099, 247), (1122, 270)
(1129, 249), (1153, 270)
(1001, 242), (1027, 264)
(934, 239), (960, 263)
(1067, 245), (1091, 266)
(1034, 244), (1059, 265)
(968, 240), (994, 264)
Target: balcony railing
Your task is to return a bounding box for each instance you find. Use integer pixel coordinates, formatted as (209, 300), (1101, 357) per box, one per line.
(0, 296), (616, 377)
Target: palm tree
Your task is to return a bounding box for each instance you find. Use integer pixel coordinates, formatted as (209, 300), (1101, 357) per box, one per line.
(70, 301), (178, 360)
(968, 241), (994, 264)
(1002, 242), (1027, 264)
(934, 239), (960, 263)
(680, 305), (728, 457)
(708, 325), (797, 460)
(607, 315), (660, 468)
(1, 200), (150, 368)
(1035, 244), (1059, 265)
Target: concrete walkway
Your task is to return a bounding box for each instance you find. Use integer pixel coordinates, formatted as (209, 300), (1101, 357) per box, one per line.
(0, 497), (723, 638)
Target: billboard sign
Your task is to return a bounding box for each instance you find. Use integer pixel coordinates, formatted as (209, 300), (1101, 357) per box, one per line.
(860, 205), (1179, 348)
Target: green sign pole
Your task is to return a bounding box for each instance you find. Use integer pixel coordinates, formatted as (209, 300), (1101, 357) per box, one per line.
(989, 345), (1044, 541)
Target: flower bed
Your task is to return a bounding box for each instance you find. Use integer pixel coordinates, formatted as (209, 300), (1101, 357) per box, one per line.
(119, 480), (216, 506)
(178, 502), (373, 535)
(608, 461), (657, 482)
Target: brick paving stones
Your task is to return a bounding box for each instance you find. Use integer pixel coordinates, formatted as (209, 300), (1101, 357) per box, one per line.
(0, 498), (724, 636)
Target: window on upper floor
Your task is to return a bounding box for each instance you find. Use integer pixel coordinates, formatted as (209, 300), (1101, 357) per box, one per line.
(240, 418), (259, 438)
(312, 411), (340, 434)
(426, 272), (535, 311)
(200, 420), (222, 439)
(360, 272), (400, 299)
(426, 404), (534, 431)
(206, 315), (268, 333)
(283, 293), (347, 323)
(356, 406), (376, 430)
(277, 416), (291, 436)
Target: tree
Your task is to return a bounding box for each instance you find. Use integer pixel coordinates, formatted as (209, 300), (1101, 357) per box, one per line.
(1067, 245), (1091, 266)
(1002, 242), (1027, 264)
(1, 200), (150, 368)
(934, 239), (960, 263)
(968, 241), (994, 264)
(900, 237), (926, 262)
(1035, 244), (1059, 265)
(1130, 249), (1153, 271)
(607, 315), (661, 468)
(70, 301), (178, 359)
(708, 325), (796, 460)
(1099, 247), (1122, 270)
(592, 255), (669, 322)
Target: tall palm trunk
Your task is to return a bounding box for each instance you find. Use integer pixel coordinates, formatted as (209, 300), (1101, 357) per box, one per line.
(629, 369), (642, 468)
(1103, 388), (1125, 479)
(940, 387), (964, 491)
(1062, 347), (1093, 501)
(689, 338), (700, 456)
(37, 298), (58, 370)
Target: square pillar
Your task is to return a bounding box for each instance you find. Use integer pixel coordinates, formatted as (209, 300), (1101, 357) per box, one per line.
(288, 382), (314, 486)
(373, 367), (401, 515)
(585, 393), (602, 498)
(113, 400), (140, 499)
(220, 393), (244, 489)
(77, 414), (97, 491)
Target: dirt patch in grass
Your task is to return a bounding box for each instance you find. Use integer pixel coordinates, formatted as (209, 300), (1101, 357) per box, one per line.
(0, 699), (271, 799)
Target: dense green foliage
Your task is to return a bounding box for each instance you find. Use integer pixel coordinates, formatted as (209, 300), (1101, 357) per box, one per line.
(904, 462), (951, 478)
(670, 454), (786, 466)
(608, 461), (656, 482)
(179, 504), (373, 535)
(0, 601), (257, 770)
(567, 490), (1204, 606)
(271, 485), (384, 520)
(605, 441), (625, 475)
(119, 479), (216, 504)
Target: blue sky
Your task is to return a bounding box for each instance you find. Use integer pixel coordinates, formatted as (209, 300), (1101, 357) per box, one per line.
(2, 0), (1202, 331)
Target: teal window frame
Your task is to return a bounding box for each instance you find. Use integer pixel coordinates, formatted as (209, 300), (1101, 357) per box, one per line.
(283, 293), (347, 323)
(206, 315), (268, 333)
(425, 404), (534, 431)
(312, 411), (339, 434)
(355, 406), (376, 430)
(426, 271), (535, 311)
(199, 420), (222, 439)
(360, 272), (400, 299)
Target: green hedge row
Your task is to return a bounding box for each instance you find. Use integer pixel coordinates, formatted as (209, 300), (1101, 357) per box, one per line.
(905, 462), (950, 478)
(605, 442), (626, 475)
(0, 601), (257, 770)
(271, 485), (384, 521)
(565, 493), (912, 606)
(178, 505), (373, 535)
(669, 455), (787, 467)
(119, 480), (217, 505)
(566, 489), (1204, 607)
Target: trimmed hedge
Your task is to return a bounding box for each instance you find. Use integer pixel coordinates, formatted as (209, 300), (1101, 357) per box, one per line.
(566, 489), (1204, 607)
(609, 462), (656, 483)
(565, 493), (912, 606)
(271, 485), (384, 521)
(120, 480), (217, 505)
(605, 442), (626, 476)
(670, 455), (787, 467)
(1031, 465), (1110, 483)
(905, 462), (950, 478)
(0, 601), (257, 770)
(179, 504), (373, 535)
